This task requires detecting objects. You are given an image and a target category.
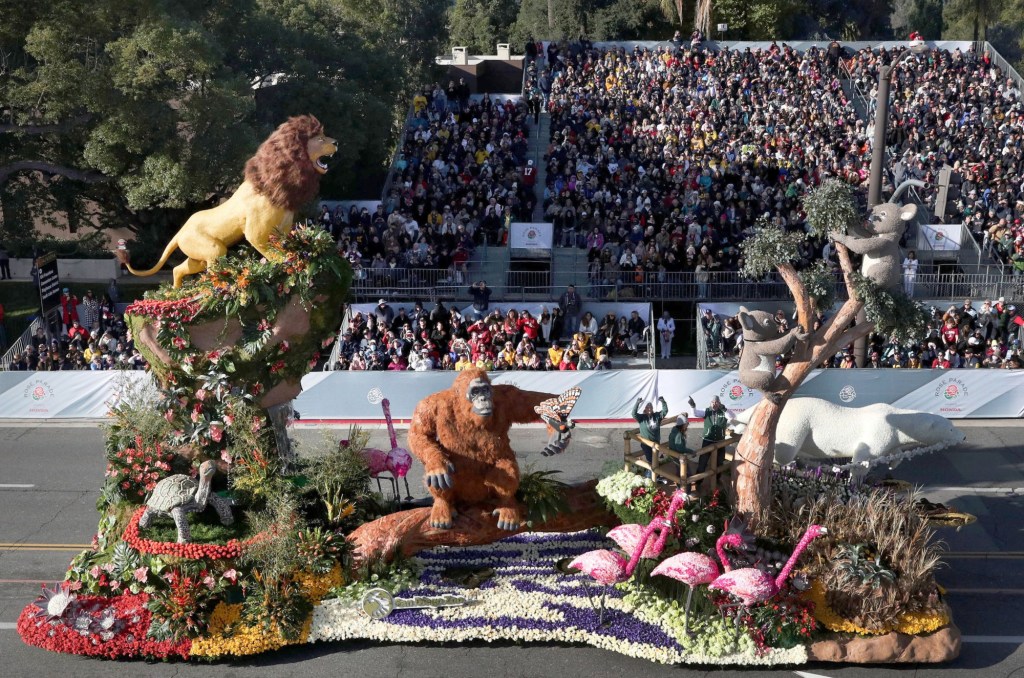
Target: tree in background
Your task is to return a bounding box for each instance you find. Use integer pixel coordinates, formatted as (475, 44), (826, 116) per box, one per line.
(448, 0), (521, 54)
(731, 180), (926, 520)
(943, 0), (1024, 69)
(891, 0), (943, 40)
(0, 0), (413, 262)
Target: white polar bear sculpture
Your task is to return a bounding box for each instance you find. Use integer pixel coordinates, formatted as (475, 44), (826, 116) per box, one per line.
(728, 398), (966, 475)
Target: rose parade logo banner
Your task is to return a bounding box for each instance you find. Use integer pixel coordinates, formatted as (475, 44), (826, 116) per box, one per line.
(21, 378), (55, 413)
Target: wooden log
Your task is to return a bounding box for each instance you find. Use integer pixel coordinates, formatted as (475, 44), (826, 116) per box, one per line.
(346, 480), (616, 566)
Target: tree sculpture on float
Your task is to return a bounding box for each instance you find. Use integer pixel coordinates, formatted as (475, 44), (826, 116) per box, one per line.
(732, 179), (928, 522)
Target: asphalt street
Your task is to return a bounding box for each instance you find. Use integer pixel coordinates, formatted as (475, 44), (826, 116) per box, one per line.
(1, 421), (1024, 677)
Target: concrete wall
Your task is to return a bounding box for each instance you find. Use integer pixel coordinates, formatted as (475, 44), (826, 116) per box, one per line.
(6, 258), (122, 282)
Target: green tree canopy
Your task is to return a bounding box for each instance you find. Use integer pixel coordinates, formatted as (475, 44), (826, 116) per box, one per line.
(0, 0), (414, 259)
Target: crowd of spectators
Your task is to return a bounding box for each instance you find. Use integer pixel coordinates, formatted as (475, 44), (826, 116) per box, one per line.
(331, 298), (650, 372)
(844, 44), (1024, 273)
(5, 282), (147, 371)
(526, 39), (866, 287)
(701, 296), (1024, 369)
(315, 82), (542, 286)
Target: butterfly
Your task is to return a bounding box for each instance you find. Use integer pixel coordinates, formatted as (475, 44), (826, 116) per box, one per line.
(535, 387), (582, 423)
(536, 387), (581, 457)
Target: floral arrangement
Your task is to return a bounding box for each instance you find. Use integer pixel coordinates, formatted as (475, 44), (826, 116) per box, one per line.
(122, 506), (253, 560)
(310, 531), (808, 666)
(102, 435), (175, 504)
(596, 469), (654, 506)
(16, 588), (190, 660)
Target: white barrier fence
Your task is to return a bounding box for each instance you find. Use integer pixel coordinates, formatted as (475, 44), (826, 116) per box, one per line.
(0, 369), (1021, 422)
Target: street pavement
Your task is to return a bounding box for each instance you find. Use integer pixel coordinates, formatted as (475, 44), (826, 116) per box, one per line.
(2, 421), (1024, 677)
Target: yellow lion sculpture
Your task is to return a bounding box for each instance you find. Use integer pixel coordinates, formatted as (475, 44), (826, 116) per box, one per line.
(121, 115), (337, 288)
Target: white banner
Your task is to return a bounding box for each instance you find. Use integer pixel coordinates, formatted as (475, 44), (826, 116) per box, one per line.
(918, 223), (963, 251)
(509, 223), (553, 250)
(1, 369), (1022, 421)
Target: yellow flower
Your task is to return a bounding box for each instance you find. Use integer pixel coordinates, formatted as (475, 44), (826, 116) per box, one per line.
(190, 602), (313, 658)
(294, 563), (345, 602)
(801, 581), (949, 636)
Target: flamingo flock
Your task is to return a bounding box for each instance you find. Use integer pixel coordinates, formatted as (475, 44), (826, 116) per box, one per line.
(571, 489), (828, 634)
(569, 490), (690, 625)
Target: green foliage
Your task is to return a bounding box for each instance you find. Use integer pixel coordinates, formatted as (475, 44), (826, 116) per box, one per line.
(448, 0), (520, 53)
(139, 510), (251, 545)
(242, 577), (313, 641)
(798, 259), (837, 313)
(851, 273), (929, 343)
(833, 543), (897, 588)
(739, 218), (805, 280)
(1, 0), (411, 243)
(803, 178), (860, 240)
(147, 563), (225, 641)
(328, 556), (421, 602)
(516, 468), (570, 527)
(240, 493), (309, 583)
(295, 526), (349, 575)
(305, 427), (372, 525)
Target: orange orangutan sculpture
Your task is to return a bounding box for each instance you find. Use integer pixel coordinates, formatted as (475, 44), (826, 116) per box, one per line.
(408, 368), (565, 532)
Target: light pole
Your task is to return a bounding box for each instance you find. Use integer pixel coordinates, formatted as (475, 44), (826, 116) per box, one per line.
(867, 42), (929, 207)
(856, 41), (929, 366)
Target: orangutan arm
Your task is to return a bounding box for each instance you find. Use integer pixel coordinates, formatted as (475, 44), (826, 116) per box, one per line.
(408, 398), (455, 489)
(493, 385), (557, 424)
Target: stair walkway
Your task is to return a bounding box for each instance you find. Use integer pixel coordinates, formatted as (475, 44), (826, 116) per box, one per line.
(529, 113), (550, 222)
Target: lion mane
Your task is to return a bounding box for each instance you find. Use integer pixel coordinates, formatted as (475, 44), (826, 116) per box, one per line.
(244, 115), (325, 211)
(121, 113), (337, 288)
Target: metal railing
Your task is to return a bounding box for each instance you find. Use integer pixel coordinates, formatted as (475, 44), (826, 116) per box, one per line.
(0, 315), (46, 370)
(350, 266), (1024, 304)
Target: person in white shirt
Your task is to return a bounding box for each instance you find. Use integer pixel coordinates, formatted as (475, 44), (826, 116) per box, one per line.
(656, 311), (675, 359)
(902, 250), (919, 296)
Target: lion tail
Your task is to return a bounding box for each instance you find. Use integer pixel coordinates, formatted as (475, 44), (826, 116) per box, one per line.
(123, 235), (179, 277)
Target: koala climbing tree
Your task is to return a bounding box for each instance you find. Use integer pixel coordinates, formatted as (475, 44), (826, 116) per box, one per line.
(733, 179), (927, 522)
(736, 307), (809, 403)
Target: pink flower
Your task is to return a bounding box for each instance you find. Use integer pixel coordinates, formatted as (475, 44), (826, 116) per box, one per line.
(209, 423), (224, 443)
(133, 567), (149, 583)
(164, 410), (175, 422)
(206, 350), (221, 363)
(220, 450), (233, 464)
(89, 566), (102, 579)
(101, 562), (116, 574)
(222, 569), (238, 584)
(110, 580), (121, 590)
(195, 388), (208, 401)
(172, 336), (187, 349)
(279, 340), (290, 353)
(68, 580), (83, 591)
(203, 575), (216, 590)
(223, 414), (235, 427)
(251, 417), (262, 432)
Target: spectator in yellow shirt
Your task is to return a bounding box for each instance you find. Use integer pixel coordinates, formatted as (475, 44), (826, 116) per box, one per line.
(547, 341), (564, 369)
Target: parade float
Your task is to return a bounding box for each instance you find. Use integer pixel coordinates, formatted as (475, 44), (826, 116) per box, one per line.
(17, 122), (961, 666)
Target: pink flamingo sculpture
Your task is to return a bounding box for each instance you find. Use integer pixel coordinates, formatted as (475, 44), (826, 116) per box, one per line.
(361, 447), (397, 497)
(708, 525), (827, 608)
(381, 398), (414, 501)
(651, 552), (720, 636)
(570, 490), (689, 625)
(607, 524), (666, 560)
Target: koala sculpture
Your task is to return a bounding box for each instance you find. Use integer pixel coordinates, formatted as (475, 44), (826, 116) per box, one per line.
(737, 307), (808, 403)
(829, 182), (921, 291)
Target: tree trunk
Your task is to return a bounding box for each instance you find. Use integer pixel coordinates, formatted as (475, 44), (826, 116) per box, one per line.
(347, 481), (615, 566)
(732, 398), (783, 519)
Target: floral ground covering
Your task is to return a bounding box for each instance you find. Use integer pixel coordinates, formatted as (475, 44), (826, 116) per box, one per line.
(309, 531), (806, 666)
